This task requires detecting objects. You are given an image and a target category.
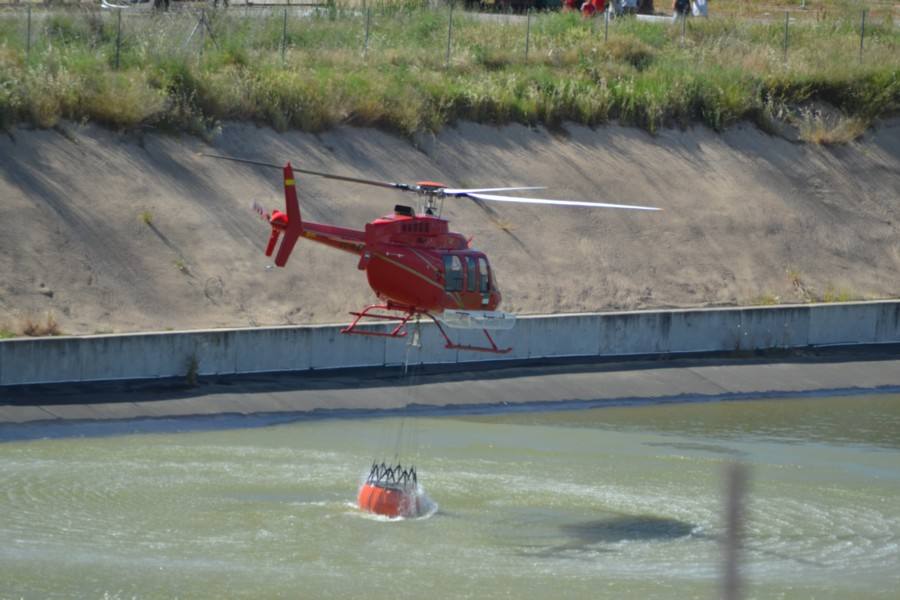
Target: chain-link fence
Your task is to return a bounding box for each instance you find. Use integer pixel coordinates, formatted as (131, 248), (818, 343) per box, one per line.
(1, 1), (895, 68)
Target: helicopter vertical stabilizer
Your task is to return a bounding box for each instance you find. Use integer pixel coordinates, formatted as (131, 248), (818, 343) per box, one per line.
(272, 162), (304, 267)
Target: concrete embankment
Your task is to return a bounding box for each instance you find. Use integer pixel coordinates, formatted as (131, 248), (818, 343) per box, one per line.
(2, 352), (900, 426)
(1, 301), (899, 389)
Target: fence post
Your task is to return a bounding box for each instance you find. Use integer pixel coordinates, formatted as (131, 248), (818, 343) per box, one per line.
(115, 9), (122, 70)
(200, 10), (207, 58)
(859, 9), (866, 63)
(364, 7), (371, 59)
(281, 7), (288, 62)
(445, 1), (453, 69)
(782, 11), (789, 63)
(525, 9), (531, 61)
(26, 4), (32, 60)
(680, 11), (686, 45)
(604, 8), (609, 42)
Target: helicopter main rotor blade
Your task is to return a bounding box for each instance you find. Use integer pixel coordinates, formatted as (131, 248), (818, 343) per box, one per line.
(461, 192), (662, 211)
(202, 153), (414, 192)
(204, 154), (661, 211)
(442, 186), (546, 194)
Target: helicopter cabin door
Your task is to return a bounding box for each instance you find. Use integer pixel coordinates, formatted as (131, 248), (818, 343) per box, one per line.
(442, 253), (492, 311)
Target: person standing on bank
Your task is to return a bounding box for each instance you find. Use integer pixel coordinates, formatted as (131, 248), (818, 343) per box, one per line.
(672, 0), (691, 18)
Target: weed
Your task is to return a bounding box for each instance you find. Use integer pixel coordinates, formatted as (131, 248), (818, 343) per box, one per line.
(20, 312), (62, 337)
(822, 286), (856, 303)
(0, 328), (16, 339)
(787, 267), (814, 302)
(140, 210), (153, 225)
(0, 6), (897, 136)
(797, 110), (868, 145)
(494, 219), (518, 233)
(174, 258), (189, 274)
(751, 293), (780, 306)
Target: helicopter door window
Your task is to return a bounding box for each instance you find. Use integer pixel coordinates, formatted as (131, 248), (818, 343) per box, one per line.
(478, 257), (490, 293)
(444, 255), (463, 292)
(466, 257), (478, 292)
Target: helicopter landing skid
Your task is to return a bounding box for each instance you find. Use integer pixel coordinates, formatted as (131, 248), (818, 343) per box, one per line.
(342, 305), (411, 338)
(341, 305), (511, 354)
(428, 315), (512, 354)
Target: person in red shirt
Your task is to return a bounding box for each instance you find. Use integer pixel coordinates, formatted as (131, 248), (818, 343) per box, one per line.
(564, 0), (580, 11)
(581, 0), (607, 17)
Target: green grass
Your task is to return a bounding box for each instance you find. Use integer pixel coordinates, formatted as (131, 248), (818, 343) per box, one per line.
(822, 286), (859, 302)
(751, 293), (781, 306)
(0, 4), (897, 136)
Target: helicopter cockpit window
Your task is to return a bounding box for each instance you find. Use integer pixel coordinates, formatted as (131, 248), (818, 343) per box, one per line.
(466, 257), (478, 292)
(444, 255), (463, 292)
(478, 257), (490, 293)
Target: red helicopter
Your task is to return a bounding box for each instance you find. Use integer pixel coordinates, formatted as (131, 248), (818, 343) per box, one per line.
(207, 154), (660, 354)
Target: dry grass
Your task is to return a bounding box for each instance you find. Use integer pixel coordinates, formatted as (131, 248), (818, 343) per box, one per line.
(822, 286), (858, 302)
(786, 267), (815, 302)
(798, 112), (869, 145)
(751, 293), (781, 306)
(0, 5), (896, 136)
(20, 312), (62, 337)
(174, 258), (189, 274)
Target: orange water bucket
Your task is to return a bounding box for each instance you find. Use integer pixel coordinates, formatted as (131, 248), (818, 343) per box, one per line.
(358, 482), (420, 518)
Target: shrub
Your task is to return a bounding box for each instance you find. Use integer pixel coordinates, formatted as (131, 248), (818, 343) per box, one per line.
(21, 313), (62, 337)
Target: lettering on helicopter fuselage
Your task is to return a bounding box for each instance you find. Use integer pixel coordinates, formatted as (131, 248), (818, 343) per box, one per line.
(402, 222), (430, 234)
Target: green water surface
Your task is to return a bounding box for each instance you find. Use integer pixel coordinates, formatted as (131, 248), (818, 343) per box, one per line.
(1, 393), (898, 599)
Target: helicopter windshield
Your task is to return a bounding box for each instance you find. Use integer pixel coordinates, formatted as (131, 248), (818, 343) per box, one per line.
(478, 257), (490, 293)
(466, 257), (478, 292)
(443, 255), (464, 292)
(443, 254), (492, 294)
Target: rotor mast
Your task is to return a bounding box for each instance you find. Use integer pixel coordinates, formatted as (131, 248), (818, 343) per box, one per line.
(414, 182), (448, 217)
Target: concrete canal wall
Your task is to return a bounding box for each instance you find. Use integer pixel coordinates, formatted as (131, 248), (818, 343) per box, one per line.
(1, 301), (899, 387)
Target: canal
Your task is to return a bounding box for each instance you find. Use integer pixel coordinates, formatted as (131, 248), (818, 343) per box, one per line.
(1, 392), (898, 598)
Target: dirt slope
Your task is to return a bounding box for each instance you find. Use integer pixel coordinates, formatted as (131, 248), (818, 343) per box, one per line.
(1, 120), (898, 335)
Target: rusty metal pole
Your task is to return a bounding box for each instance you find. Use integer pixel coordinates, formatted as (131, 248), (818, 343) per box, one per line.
(782, 11), (789, 63)
(446, 1), (453, 69)
(281, 7), (288, 62)
(26, 4), (32, 60)
(859, 9), (866, 63)
(364, 7), (371, 59)
(115, 8), (122, 70)
(199, 9), (206, 59)
(605, 7), (609, 42)
(525, 9), (531, 61)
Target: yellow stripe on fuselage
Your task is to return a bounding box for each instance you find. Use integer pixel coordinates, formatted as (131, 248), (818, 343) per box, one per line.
(285, 179), (295, 186)
(371, 251), (463, 308)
